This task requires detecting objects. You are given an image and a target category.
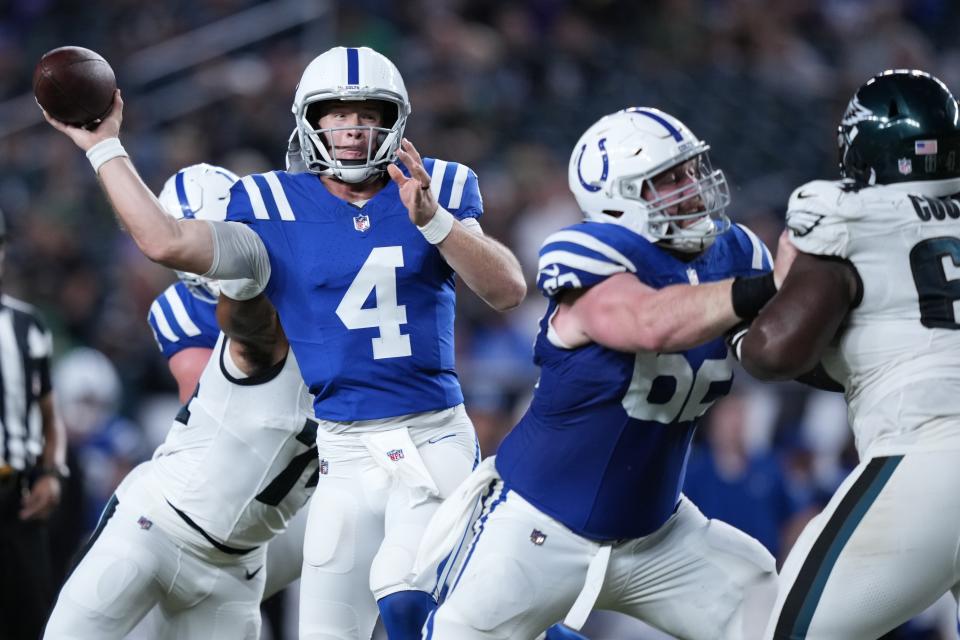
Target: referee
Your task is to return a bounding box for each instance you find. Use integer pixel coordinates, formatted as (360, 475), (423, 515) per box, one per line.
(0, 208), (68, 639)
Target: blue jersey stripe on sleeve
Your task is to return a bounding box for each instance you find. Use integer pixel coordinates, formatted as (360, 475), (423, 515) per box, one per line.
(263, 173), (296, 220)
(240, 176), (271, 220)
(251, 174), (283, 221)
(542, 230), (637, 272)
(436, 162), (455, 208)
(162, 287), (202, 337)
(538, 250), (629, 278)
(447, 164), (470, 210)
(148, 300), (179, 343)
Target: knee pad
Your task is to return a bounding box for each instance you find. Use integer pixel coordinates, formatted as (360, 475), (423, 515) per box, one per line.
(303, 488), (358, 572)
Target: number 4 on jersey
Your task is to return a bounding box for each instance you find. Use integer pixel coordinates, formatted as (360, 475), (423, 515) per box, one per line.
(336, 246), (413, 359)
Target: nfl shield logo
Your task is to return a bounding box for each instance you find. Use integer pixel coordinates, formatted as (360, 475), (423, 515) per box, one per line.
(387, 448), (405, 461)
(353, 214), (370, 232)
(137, 516), (153, 530)
(898, 158), (913, 175)
(530, 529), (547, 545)
(320, 459), (329, 475)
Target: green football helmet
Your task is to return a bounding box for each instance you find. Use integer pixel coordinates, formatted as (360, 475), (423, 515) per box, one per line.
(838, 69), (960, 185)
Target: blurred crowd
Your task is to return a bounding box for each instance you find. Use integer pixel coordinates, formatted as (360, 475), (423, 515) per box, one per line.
(3, 0), (960, 637)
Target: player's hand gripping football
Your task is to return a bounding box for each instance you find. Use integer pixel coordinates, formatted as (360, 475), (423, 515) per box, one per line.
(42, 88), (123, 152)
(388, 138), (439, 227)
(773, 229), (798, 289)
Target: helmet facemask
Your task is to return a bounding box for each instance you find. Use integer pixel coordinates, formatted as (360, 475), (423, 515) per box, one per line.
(618, 150), (731, 253)
(297, 97), (406, 184)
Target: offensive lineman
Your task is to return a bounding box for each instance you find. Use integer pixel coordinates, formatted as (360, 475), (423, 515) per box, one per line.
(738, 69), (960, 639)
(43, 46), (527, 640)
(420, 107), (783, 639)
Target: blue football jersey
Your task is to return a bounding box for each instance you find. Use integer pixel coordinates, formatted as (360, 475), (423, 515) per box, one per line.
(496, 222), (772, 541)
(225, 158), (482, 421)
(147, 282), (220, 360)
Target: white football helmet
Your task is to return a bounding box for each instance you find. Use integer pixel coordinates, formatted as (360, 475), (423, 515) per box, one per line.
(158, 163), (239, 301)
(569, 107), (731, 253)
(292, 46), (410, 183)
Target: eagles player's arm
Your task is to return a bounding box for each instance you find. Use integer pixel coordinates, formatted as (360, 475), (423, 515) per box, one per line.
(388, 139), (527, 311)
(739, 251), (858, 381)
(42, 92), (265, 280)
(216, 280), (288, 374)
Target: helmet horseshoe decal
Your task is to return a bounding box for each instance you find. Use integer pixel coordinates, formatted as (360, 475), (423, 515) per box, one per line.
(577, 138), (608, 192)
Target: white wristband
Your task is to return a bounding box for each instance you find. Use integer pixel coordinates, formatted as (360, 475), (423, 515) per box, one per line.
(86, 137), (128, 174)
(417, 206), (455, 245)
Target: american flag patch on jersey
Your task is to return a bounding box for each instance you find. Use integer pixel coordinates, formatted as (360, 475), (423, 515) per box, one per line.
(915, 140), (938, 155)
(353, 214), (370, 232)
(137, 516), (153, 530)
(387, 448), (405, 461)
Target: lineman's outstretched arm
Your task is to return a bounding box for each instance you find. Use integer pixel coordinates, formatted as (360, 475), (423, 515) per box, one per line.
(552, 273), (741, 353)
(551, 231), (799, 353)
(388, 139), (526, 311)
(216, 283), (288, 376)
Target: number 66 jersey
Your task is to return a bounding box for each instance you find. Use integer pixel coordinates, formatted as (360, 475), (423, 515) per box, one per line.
(496, 220), (772, 541)
(785, 178), (960, 458)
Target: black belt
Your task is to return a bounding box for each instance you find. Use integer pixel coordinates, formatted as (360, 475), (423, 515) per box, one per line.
(166, 501), (258, 556)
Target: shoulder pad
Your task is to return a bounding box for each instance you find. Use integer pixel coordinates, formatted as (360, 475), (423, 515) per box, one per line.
(785, 180), (854, 258)
(537, 223), (639, 297)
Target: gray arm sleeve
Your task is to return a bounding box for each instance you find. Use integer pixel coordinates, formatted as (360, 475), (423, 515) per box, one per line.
(202, 221), (272, 297)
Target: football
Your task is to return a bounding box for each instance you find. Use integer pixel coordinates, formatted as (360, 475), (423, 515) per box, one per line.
(33, 46), (116, 129)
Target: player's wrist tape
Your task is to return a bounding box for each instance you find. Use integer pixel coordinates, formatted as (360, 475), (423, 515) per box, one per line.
(86, 137), (128, 174)
(731, 273), (777, 320)
(417, 206), (455, 245)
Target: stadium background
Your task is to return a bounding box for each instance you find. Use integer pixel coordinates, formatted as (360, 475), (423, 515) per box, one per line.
(2, 0), (959, 637)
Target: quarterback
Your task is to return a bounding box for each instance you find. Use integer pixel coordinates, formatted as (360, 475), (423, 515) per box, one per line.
(43, 46), (526, 640)
(420, 108), (783, 640)
(739, 69), (960, 639)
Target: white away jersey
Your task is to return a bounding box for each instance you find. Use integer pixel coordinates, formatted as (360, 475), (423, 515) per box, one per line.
(136, 333), (316, 551)
(785, 178), (960, 455)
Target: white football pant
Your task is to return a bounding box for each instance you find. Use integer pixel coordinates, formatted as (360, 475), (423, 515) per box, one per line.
(299, 405), (478, 640)
(429, 488), (777, 640)
(44, 497), (266, 639)
(765, 449), (960, 639)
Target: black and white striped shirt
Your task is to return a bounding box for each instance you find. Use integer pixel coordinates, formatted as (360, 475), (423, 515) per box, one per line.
(0, 294), (53, 472)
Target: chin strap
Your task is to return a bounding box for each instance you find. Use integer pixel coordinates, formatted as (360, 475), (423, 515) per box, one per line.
(664, 215), (718, 253)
